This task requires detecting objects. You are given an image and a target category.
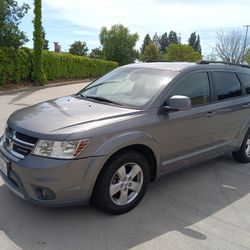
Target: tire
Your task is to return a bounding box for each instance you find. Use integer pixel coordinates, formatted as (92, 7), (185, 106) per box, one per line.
(93, 151), (150, 215)
(232, 129), (250, 163)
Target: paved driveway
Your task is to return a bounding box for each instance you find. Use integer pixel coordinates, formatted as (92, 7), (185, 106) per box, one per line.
(0, 83), (250, 250)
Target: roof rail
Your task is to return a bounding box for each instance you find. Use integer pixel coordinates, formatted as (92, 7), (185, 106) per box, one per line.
(197, 60), (250, 69)
(145, 59), (174, 63)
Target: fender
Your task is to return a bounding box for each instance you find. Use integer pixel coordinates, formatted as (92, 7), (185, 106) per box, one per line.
(94, 130), (161, 175)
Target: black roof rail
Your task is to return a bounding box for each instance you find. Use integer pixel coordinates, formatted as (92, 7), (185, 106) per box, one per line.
(145, 59), (174, 63)
(197, 60), (250, 69)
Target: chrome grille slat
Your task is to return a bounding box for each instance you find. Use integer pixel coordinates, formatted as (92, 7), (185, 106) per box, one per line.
(4, 126), (38, 159)
(13, 135), (35, 147)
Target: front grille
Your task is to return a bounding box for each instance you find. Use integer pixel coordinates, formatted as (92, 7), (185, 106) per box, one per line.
(4, 126), (38, 159)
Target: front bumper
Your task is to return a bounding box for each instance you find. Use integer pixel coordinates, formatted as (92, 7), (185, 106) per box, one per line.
(0, 145), (107, 206)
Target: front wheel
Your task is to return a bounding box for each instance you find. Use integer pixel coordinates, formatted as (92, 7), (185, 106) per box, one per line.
(233, 129), (250, 163)
(93, 151), (150, 214)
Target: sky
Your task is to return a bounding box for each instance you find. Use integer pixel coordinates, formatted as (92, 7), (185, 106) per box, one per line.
(18, 0), (250, 56)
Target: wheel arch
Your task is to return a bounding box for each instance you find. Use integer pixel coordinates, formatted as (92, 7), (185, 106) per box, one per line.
(91, 144), (158, 201)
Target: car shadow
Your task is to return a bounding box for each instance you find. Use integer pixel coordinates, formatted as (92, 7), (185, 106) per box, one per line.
(0, 154), (250, 249)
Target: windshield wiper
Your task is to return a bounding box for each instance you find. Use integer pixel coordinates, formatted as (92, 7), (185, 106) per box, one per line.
(80, 80), (123, 93)
(82, 95), (121, 105)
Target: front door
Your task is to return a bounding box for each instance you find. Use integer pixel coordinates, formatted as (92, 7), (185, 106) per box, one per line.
(158, 71), (217, 171)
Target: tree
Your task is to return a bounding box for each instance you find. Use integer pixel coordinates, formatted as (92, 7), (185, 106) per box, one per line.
(168, 31), (179, 45)
(89, 47), (104, 59)
(0, 0), (30, 47)
(42, 26), (49, 50)
(33, 0), (47, 85)
(140, 34), (152, 53)
(100, 24), (139, 65)
(165, 44), (202, 62)
(140, 43), (160, 62)
(159, 32), (169, 54)
(188, 32), (202, 54)
(214, 29), (249, 63)
(245, 50), (250, 65)
(69, 41), (88, 56)
(152, 33), (160, 49)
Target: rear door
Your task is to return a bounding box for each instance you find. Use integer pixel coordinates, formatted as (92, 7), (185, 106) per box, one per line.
(212, 71), (250, 150)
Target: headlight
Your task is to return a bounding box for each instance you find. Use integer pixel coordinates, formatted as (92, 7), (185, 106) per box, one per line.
(33, 139), (90, 159)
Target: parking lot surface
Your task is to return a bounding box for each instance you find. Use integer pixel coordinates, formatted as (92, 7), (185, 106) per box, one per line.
(0, 82), (250, 250)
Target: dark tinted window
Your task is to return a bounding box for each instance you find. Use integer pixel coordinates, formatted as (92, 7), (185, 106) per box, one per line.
(214, 72), (242, 100)
(239, 73), (250, 94)
(170, 72), (210, 107)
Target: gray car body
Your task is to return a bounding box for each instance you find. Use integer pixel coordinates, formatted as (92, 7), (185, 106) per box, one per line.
(1, 62), (250, 206)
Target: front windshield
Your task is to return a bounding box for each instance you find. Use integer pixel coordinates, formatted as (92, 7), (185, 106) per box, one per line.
(77, 67), (177, 107)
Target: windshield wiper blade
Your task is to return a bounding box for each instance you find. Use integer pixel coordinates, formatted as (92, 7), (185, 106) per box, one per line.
(80, 80), (123, 93)
(82, 95), (121, 105)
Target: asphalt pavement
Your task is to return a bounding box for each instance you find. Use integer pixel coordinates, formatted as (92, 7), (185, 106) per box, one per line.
(0, 82), (250, 250)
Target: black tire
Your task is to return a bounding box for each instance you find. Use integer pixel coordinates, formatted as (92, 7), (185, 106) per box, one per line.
(93, 151), (150, 215)
(232, 129), (250, 163)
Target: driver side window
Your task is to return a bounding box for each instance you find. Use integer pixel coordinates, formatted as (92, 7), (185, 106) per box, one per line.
(170, 72), (210, 107)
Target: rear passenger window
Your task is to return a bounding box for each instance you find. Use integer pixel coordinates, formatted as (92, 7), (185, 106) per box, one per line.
(214, 72), (242, 100)
(170, 72), (210, 107)
(239, 73), (250, 94)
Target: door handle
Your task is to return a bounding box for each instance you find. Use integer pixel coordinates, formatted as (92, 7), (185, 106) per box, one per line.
(243, 103), (250, 108)
(205, 111), (216, 117)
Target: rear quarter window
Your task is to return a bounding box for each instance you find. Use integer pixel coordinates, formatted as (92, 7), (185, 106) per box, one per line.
(239, 73), (250, 94)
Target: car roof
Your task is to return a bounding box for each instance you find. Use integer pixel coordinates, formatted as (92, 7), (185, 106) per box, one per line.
(123, 62), (194, 72)
(122, 61), (250, 74)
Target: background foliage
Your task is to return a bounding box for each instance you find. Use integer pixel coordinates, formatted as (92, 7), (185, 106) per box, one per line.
(0, 47), (118, 85)
(100, 24), (139, 65)
(69, 41), (88, 56)
(165, 44), (202, 62)
(0, 0), (30, 48)
(33, 0), (47, 85)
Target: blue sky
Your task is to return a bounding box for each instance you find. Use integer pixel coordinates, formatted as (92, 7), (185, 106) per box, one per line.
(18, 0), (250, 56)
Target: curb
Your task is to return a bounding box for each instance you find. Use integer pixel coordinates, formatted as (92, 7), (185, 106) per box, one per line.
(0, 79), (92, 96)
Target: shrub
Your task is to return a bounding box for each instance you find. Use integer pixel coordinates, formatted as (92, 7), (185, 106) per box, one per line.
(0, 47), (32, 85)
(0, 47), (118, 85)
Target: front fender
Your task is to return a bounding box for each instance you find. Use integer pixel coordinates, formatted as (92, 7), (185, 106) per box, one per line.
(95, 131), (159, 157)
(94, 131), (161, 179)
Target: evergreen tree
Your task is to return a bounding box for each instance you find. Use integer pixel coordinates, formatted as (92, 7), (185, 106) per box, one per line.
(140, 34), (152, 53)
(159, 32), (169, 54)
(195, 35), (202, 55)
(152, 33), (160, 49)
(168, 31), (179, 44)
(33, 0), (47, 85)
(188, 32), (202, 55)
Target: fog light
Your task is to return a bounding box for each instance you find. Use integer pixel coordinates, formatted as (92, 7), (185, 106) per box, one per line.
(32, 185), (56, 201)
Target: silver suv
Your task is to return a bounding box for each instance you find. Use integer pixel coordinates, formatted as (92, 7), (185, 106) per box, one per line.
(1, 61), (250, 214)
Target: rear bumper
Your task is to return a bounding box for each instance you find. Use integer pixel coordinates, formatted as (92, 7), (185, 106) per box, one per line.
(0, 146), (107, 207)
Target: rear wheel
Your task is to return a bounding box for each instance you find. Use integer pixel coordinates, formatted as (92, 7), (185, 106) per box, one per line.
(93, 151), (150, 214)
(232, 129), (250, 163)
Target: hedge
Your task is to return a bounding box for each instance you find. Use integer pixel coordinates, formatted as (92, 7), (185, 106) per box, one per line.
(0, 47), (118, 85)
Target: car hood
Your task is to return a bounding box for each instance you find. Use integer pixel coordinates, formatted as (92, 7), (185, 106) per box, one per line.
(8, 96), (141, 136)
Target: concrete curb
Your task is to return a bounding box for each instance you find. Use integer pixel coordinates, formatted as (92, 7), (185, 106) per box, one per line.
(0, 79), (92, 96)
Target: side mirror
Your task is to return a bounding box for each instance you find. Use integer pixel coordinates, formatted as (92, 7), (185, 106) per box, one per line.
(164, 95), (191, 111)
